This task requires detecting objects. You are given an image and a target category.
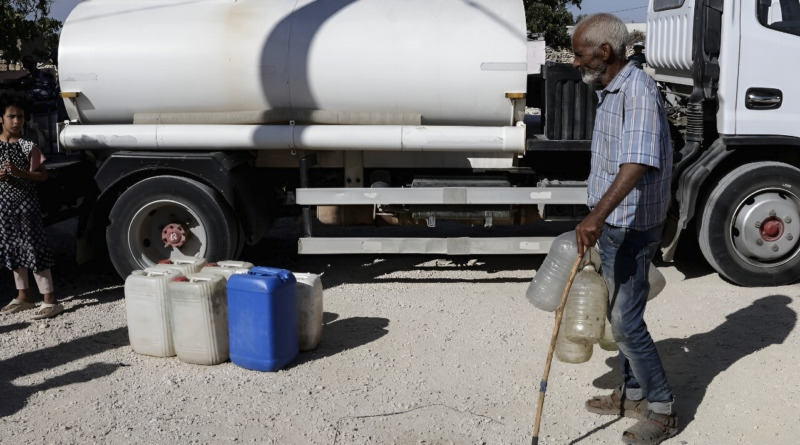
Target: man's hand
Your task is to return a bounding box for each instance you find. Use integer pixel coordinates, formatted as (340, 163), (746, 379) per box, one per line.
(576, 212), (605, 257)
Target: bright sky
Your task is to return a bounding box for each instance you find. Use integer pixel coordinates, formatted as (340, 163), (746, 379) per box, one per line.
(568, 0), (650, 23)
(49, 0), (651, 24)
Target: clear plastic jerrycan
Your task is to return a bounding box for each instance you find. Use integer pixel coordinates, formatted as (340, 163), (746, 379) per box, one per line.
(556, 318), (593, 364)
(648, 264), (666, 301)
(598, 317), (618, 351)
(527, 231), (602, 312)
(201, 261), (254, 281)
(563, 265), (608, 345)
(124, 267), (184, 357)
(294, 273), (324, 352)
(168, 273), (229, 365)
(155, 257), (208, 275)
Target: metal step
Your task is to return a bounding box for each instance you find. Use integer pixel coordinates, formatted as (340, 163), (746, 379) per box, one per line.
(295, 187), (587, 206)
(298, 237), (555, 255)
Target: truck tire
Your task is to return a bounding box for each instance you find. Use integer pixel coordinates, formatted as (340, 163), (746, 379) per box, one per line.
(107, 176), (239, 278)
(698, 162), (800, 286)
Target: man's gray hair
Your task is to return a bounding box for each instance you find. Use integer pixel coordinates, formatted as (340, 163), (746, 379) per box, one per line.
(574, 13), (629, 59)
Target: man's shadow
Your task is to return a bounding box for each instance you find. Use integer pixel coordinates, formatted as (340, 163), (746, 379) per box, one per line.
(592, 295), (796, 431)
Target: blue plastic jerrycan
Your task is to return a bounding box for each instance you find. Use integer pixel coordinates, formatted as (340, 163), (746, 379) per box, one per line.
(227, 267), (299, 372)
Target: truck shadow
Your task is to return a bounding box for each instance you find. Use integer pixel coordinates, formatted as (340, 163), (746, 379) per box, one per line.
(589, 295), (796, 434)
(290, 312), (389, 367)
(0, 327), (128, 418)
(244, 236), (543, 291)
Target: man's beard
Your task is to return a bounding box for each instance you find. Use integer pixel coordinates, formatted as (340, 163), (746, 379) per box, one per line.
(580, 63), (607, 85)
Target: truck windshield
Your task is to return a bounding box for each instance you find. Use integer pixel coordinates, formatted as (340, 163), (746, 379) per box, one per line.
(654, 0), (686, 11)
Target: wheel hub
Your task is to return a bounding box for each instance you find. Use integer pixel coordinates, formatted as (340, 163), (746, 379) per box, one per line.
(733, 192), (800, 263)
(127, 199), (208, 269)
(162, 223), (188, 248)
(760, 218), (784, 242)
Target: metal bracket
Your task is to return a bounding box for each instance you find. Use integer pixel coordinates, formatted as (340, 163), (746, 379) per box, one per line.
(289, 120), (296, 155)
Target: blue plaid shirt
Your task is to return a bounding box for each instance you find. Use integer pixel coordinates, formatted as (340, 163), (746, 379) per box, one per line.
(587, 62), (673, 231)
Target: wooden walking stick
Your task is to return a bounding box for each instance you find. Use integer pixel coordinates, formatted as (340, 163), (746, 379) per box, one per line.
(531, 255), (584, 445)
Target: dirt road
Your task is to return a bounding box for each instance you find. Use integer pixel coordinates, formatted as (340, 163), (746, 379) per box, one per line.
(1, 219), (797, 444)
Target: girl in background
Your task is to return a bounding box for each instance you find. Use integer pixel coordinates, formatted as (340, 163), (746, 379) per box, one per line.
(0, 94), (61, 319)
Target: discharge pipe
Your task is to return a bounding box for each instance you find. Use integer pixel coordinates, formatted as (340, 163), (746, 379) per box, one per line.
(59, 124), (526, 153)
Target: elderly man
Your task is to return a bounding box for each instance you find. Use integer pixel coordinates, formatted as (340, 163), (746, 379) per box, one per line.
(572, 14), (677, 445)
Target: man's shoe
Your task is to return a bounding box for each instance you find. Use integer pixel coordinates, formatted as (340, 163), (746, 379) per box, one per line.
(621, 410), (679, 445)
(585, 388), (648, 420)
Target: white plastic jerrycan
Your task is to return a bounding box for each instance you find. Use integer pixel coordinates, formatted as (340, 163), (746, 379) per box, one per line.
(168, 273), (229, 365)
(294, 273), (324, 351)
(124, 267), (184, 357)
(201, 261), (254, 280)
(154, 256), (208, 275)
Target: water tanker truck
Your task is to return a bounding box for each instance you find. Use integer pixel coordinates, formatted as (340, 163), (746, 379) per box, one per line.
(48, 0), (800, 286)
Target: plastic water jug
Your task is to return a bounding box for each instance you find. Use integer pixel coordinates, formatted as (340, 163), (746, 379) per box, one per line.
(228, 267), (299, 372)
(201, 261), (254, 280)
(648, 264), (666, 301)
(294, 273), (324, 351)
(527, 231), (601, 312)
(155, 257), (208, 275)
(598, 317), (618, 351)
(563, 265), (608, 345)
(124, 267), (184, 357)
(556, 318), (593, 364)
(168, 273), (229, 365)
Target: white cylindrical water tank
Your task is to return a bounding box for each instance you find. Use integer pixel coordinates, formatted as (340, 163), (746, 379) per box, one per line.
(58, 0), (527, 126)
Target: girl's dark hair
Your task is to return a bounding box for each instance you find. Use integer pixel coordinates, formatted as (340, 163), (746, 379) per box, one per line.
(0, 93), (32, 121)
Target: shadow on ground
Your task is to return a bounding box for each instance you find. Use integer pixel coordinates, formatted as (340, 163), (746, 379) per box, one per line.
(291, 312), (389, 367)
(0, 327), (129, 418)
(590, 295), (796, 436)
(244, 222), (545, 291)
(658, 227), (716, 281)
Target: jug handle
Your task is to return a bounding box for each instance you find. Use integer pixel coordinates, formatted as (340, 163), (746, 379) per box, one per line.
(249, 267), (294, 281)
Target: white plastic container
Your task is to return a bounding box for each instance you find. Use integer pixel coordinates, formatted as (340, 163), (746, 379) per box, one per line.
(294, 273), (324, 352)
(201, 261), (254, 281)
(563, 265), (608, 345)
(598, 318), (618, 352)
(154, 257), (208, 276)
(527, 232), (602, 312)
(555, 318), (593, 364)
(648, 264), (666, 301)
(124, 267), (184, 357)
(168, 273), (230, 365)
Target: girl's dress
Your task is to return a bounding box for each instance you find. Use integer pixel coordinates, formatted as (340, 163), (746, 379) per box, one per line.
(0, 139), (54, 273)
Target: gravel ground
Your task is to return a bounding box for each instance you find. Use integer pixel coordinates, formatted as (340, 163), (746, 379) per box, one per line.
(1, 218), (798, 445)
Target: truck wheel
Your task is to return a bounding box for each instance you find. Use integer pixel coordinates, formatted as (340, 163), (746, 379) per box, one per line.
(107, 176), (239, 278)
(698, 161), (800, 286)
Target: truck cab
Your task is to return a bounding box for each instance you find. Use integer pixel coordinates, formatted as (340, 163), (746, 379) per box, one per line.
(648, 0), (800, 285)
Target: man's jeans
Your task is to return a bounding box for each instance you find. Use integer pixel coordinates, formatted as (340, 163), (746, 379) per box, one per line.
(598, 224), (674, 415)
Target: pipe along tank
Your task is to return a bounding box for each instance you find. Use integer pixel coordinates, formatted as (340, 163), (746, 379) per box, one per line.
(58, 0), (528, 133)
